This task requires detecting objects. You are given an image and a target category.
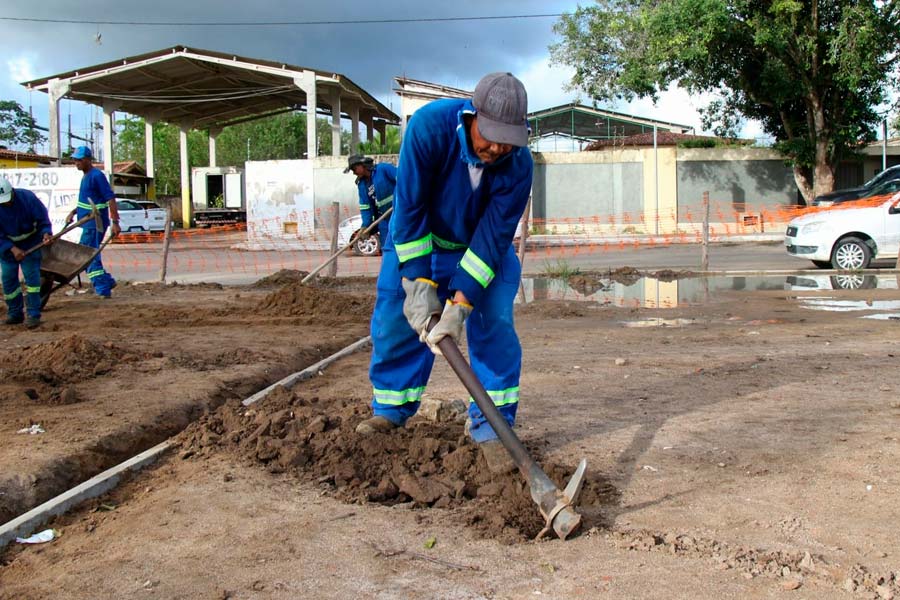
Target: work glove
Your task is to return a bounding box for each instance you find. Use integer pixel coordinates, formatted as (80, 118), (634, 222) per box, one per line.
(401, 277), (442, 338)
(425, 299), (472, 356)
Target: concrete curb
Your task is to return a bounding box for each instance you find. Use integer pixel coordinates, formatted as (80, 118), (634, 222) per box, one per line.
(0, 441), (172, 550)
(0, 335), (374, 551)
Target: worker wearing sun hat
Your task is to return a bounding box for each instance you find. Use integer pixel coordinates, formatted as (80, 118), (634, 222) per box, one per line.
(345, 154), (397, 245)
(65, 146), (120, 298)
(0, 175), (53, 328)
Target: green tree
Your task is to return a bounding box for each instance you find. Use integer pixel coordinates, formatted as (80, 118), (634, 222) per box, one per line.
(358, 125), (401, 154)
(550, 1), (900, 202)
(0, 100), (45, 151)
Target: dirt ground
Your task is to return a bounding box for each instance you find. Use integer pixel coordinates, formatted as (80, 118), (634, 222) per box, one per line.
(2, 269), (900, 599)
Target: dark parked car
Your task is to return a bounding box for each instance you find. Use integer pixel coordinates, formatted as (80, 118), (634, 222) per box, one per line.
(812, 165), (900, 207)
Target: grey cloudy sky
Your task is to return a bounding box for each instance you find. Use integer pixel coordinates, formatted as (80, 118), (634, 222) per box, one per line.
(0, 0), (730, 149)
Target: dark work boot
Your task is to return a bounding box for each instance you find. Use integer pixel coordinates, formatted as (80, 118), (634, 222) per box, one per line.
(4, 315), (24, 325)
(24, 317), (41, 329)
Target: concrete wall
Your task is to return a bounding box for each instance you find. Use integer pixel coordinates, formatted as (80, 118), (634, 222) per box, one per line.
(675, 148), (798, 220)
(532, 150), (645, 232)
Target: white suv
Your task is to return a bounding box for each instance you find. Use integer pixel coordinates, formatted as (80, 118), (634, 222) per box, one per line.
(784, 192), (900, 269)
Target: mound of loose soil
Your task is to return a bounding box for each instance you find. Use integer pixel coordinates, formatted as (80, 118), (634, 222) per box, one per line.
(252, 269), (310, 288)
(0, 334), (140, 386)
(258, 283), (374, 321)
(178, 385), (616, 543)
(608, 266), (642, 286)
(652, 269), (695, 282)
(568, 273), (613, 296)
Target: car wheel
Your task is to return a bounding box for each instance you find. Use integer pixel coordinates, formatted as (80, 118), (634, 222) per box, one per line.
(829, 274), (877, 290)
(811, 260), (832, 269)
(831, 237), (871, 270)
(354, 231), (381, 257)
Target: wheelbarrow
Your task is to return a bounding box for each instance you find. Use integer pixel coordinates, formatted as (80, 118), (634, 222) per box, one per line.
(24, 205), (112, 309)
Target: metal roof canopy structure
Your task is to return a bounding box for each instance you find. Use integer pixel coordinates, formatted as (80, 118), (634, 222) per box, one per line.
(24, 46), (400, 226)
(528, 103), (695, 147)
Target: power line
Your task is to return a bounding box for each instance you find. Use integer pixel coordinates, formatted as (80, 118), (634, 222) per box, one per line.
(0, 13), (564, 27)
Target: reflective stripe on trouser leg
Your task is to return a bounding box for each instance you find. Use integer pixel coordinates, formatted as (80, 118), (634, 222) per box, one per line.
(79, 228), (116, 295)
(19, 252), (43, 319)
(1, 258), (24, 319)
(368, 247), (437, 425)
(456, 246), (522, 443)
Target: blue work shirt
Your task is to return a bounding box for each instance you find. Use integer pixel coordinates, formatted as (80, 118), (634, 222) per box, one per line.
(76, 168), (115, 230)
(391, 98), (533, 305)
(0, 188), (53, 260)
(357, 163), (397, 228)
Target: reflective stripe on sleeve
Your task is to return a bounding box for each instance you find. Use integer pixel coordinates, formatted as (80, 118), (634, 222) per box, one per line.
(376, 195), (393, 208)
(460, 248), (495, 288)
(359, 203), (371, 210)
(395, 233), (432, 263)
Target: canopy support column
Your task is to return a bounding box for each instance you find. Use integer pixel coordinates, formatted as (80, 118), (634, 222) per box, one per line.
(47, 79), (70, 165)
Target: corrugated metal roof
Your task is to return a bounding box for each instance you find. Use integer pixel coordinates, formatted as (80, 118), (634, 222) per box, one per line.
(23, 46), (399, 130)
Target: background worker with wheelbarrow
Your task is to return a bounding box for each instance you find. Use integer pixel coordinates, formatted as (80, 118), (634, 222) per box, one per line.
(0, 176), (53, 329)
(65, 146), (121, 298)
(357, 72), (533, 474)
(345, 154), (396, 247)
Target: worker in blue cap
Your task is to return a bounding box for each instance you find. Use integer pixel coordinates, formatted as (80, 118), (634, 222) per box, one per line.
(65, 146), (121, 298)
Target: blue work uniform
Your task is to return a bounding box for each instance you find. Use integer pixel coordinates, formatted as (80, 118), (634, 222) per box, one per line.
(368, 98), (533, 443)
(0, 188), (52, 321)
(76, 167), (116, 296)
(356, 163), (397, 242)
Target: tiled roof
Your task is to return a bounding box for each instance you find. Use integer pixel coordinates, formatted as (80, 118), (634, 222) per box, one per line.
(584, 132), (730, 150)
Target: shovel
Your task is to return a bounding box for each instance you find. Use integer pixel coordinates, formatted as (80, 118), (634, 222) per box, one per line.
(23, 203), (103, 258)
(301, 207), (393, 284)
(430, 318), (588, 540)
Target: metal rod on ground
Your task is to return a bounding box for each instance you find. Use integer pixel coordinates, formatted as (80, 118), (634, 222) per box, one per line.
(517, 196), (531, 304)
(328, 202), (340, 278)
(159, 208), (173, 283)
(431, 318), (586, 540)
(300, 207), (393, 285)
(701, 191), (710, 271)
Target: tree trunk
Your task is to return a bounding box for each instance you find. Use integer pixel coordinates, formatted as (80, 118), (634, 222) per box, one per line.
(792, 165), (814, 205)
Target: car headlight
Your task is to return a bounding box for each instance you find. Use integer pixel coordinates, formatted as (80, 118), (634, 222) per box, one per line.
(801, 221), (827, 234)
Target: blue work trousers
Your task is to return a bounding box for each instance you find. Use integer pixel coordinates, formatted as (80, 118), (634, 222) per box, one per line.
(368, 244), (522, 443)
(2, 251), (42, 320)
(79, 228), (116, 296)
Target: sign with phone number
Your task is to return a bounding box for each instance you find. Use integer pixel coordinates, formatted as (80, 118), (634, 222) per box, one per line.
(2, 168), (84, 242)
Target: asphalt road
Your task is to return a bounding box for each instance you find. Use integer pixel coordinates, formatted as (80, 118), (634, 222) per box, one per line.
(96, 233), (895, 286)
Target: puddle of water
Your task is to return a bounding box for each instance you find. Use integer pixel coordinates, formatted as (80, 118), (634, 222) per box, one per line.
(520, 275), (787, 308)
(798, 299), (900, 312)
(520, 273), (900, 319)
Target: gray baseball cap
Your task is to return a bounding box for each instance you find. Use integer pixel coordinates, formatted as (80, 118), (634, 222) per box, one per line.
(472, 72), (529, 147)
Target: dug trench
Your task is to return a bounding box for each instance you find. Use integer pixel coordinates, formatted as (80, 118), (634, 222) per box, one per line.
(176, 384), (618, 544)
(0, 277), (373, 525)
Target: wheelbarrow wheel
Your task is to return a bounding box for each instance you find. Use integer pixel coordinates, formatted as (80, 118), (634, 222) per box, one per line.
(40, 275), (54, 309)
